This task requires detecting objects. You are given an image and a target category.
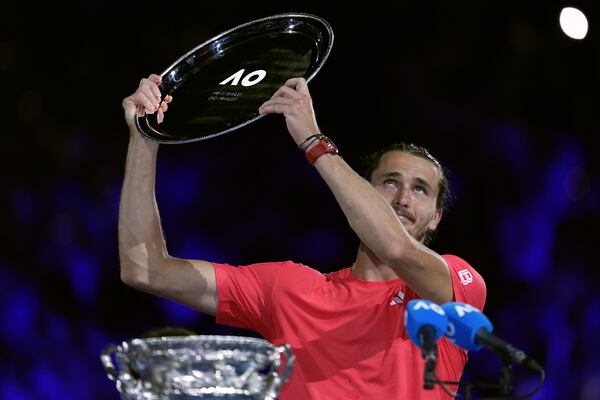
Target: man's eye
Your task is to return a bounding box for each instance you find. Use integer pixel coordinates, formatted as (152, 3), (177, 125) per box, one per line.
(414, 186), (427, 194)
(383, 179), (397, 190)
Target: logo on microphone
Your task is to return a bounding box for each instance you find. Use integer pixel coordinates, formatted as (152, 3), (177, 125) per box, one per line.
(458, 269), (473, 286)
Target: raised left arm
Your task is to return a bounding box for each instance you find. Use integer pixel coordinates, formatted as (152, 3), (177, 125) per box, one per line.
(259, 78), (452, 304)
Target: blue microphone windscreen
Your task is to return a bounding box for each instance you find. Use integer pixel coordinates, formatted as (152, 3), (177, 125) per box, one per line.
(405, 299), (448, 346)
(442, 302), (493, 351)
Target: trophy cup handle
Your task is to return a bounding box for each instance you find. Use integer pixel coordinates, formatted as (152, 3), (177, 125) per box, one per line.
(277, 344), (295, 384)
(264, 344), (296, 399)
(100, 343), (119, 382)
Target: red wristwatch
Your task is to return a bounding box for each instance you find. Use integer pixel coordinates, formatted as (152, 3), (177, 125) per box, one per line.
(305, 135), (339, 164)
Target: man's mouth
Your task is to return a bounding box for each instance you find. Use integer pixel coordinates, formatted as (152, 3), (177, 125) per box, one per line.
(394, 209), (414, 223)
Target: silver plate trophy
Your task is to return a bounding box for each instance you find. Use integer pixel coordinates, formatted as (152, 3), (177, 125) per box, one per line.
(101, 335), (295, 399)
(136, 12), (334, 143)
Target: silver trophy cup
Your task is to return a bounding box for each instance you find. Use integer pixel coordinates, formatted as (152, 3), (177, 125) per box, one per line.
(100, 335), (295, 399)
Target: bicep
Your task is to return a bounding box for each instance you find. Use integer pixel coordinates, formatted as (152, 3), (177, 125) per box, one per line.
(144, 256), (218, 316)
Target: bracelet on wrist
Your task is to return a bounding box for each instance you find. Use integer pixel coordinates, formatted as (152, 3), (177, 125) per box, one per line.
(298, 133), (324, 151)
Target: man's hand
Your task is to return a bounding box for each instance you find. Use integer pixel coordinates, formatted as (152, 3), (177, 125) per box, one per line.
(258, 77), (320, 145)
(122, 74), (173, 133)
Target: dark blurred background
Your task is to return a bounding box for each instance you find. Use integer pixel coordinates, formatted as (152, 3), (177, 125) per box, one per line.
(2, 0), (599, 398)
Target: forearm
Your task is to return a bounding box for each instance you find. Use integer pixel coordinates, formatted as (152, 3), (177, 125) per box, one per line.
(118, 132), (166, 287)
(312, 153), (413, 262)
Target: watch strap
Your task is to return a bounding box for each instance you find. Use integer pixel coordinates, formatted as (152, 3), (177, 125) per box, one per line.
(305, 136), (339, 164)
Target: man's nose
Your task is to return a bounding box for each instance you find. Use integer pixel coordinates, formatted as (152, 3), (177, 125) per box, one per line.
(393, 186), (410, 207)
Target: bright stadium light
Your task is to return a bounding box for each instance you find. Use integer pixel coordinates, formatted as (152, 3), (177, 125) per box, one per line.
(559, 7), (588, 39)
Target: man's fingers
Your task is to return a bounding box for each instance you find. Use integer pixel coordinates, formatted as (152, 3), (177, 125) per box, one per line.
(148, 74), (162, 85)
(127, 80), (170, 118)
(260, 97), (296, 107)
(259, 97), (297, 114)
(294, 78), (310, 96)
(137, 91), (159, 113)
(284, 77), (310, 95)
(159, 101), (169, 113)
(259, 103), (289, 115)
(284, 77), (303, 88)
(139, 76), (162, 101)
(149, 85), (162, 101)
(145, 78), (163, 101)
(270, 85), (304, 100)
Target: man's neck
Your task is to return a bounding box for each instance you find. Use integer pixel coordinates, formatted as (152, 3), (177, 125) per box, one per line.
(352, 243), (399, 282)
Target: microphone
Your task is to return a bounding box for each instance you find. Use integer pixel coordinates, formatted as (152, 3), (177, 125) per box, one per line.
(405, 299), (448, 389)
(442, 302), (543, 373)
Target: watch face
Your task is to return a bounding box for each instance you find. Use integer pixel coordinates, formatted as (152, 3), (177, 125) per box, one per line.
(325, 137), (339, 152)
(136, 13), (334, 144)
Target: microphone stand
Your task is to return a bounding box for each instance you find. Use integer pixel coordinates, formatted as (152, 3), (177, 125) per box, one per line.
(424, 357), (436, 390)
(419, 326), (438, 390)
(499, 359), (513, 396)
(437, 359), (514, 400)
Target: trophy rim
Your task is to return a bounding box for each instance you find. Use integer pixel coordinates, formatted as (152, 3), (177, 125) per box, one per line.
(127, 334), (277, 347)
(135, 11), (334, 144)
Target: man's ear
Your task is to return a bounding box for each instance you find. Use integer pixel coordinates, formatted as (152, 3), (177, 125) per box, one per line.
(428, 208), (443, 231)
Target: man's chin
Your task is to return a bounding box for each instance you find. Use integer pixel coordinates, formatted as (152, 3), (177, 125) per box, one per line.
(408, 228), (428, 243)
(398, 218), (427, 243)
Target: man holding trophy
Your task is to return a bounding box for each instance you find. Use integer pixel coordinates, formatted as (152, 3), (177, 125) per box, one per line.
(118, 67), (486, 399)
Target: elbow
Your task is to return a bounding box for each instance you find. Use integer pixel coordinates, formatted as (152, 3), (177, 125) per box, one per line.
(380, 239), (417, 267)
(119, 252), (172, 296)
(120, 260), (149, 290)
(119, 250), (159, 292)
(120, 267), (138, 287)
(118, 242), (155, 290)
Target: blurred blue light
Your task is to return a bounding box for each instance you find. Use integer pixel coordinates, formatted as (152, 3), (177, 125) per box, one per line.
(1, 379), (30, 400)
(30, 363), (63, 400)
(584, 298), (600, 330)
(44, 312), (71, 349)
(172, 233), (223, 262)
(540, 304), (573, 373)
(543, 141), (583, 215)
(81, 204), (112, 243)
(519, 208), (554, 279)
(304, 228), (344, 265)
(1, 286), (39, 345)
(52, 181), (85, 211)
(496, 207), (554, 280)
(159, 299), (199, 325)
(495, 138), (585, 281)
(485, 121), (530, 177)
(156, 163), (203, 209)
(67, 250), (100, 305)
(83, 325), (115, 357)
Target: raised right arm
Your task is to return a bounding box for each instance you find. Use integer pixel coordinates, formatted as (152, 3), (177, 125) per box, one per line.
(118, 74), (218, 316)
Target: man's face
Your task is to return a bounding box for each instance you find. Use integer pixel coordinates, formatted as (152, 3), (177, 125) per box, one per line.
(371, 151), (442, 243)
